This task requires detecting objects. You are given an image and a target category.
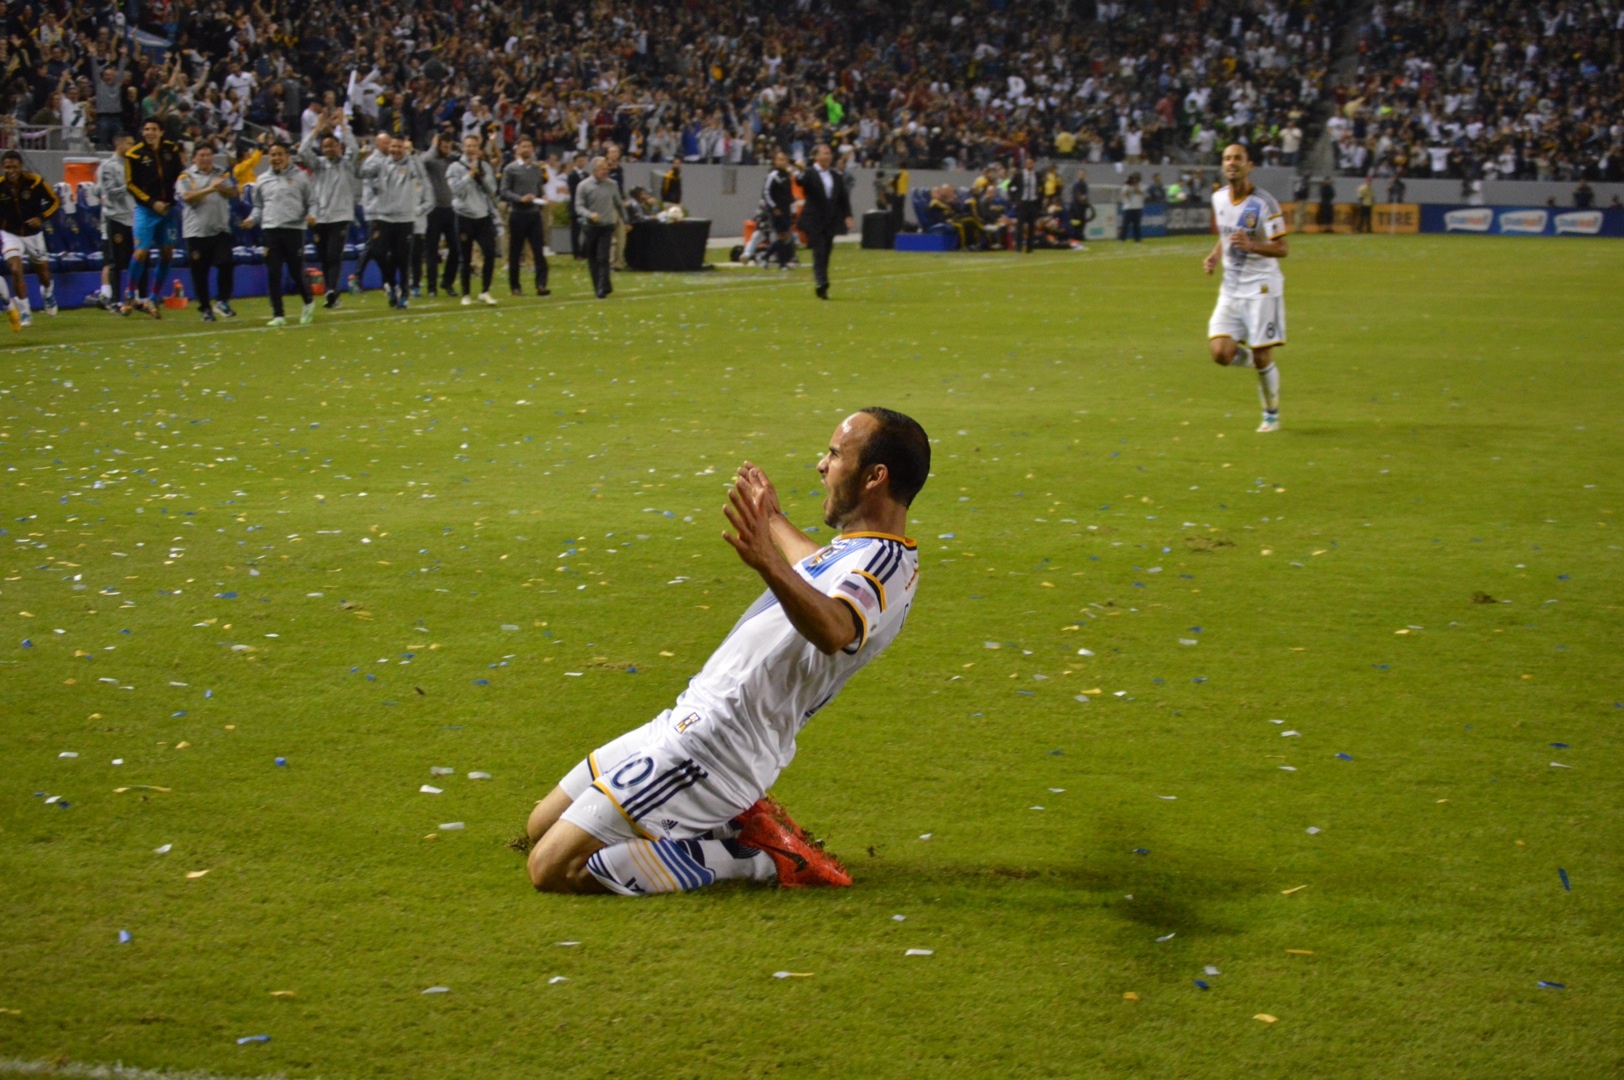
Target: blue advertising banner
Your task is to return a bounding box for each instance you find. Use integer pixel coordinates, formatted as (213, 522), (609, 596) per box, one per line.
(1139, 203), (1214, 238)
(1420, 205), (1624, 237)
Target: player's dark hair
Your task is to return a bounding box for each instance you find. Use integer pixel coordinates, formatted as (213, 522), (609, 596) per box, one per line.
(1, 150), (20, 164)
(858, 407), (930, 508)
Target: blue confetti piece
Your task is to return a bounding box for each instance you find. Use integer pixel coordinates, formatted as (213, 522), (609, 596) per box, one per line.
(118, 930), (132, 944)
(1016, 690), (1034, 696)
(274, 757), (287, 767)
(204, 689), (213, 698)
(366, 674), (376, 681)
(1536, 981), (1565, 990)
(21, 639), (31, 648)
(1557, 574), (1569, 580)
(1558, 868), (1571, 892)
(1335, 753), (1354, 761)
(236, 1034), (271, 1044)
(1131, 848), (1150, 856)
(1192, 677), (1207, 684)
(626, 666), (637, 674)
(1549, 742), (1568, 749)
(473, 678), (490, 685)
(1046, 749), (1063, 755)
(1193, 980), (1210, 990)
(172, 711), (186, 717)
(1373, 664), (1390, 670)
(217, 592), (238, 599)
(57, 801), (71, 809)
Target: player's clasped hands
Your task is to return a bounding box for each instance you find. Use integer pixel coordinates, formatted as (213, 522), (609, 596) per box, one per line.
(722, 462), (781, 570)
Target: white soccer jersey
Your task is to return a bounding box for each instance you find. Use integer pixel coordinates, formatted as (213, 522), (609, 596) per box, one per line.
(666, 531), (920, 801)
(1213, 184), (1286, 298)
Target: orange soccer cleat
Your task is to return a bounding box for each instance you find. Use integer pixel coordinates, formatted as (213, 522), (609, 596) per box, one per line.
(737, 803), (852, 888)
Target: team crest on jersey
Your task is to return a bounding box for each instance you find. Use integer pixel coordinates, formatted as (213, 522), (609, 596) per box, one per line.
(803, 544), (842, 569)
(1241, 209), (1259, 229)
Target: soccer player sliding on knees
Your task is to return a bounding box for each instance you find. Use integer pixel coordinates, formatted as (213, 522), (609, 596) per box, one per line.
(522, 408), (929, 895)
(1204, 142), (1290, 433)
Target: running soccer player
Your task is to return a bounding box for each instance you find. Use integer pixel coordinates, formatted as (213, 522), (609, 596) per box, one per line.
(1204, 142), (1289, 433)
(524, 408), (930, 896)
(0, 150), (61, 327)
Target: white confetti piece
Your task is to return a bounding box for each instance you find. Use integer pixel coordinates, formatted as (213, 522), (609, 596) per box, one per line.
(429, 766), (454, 776)
(1549, 762), (1572, 769)
(1179, 638), (1198, 646)
(58, 752), (79, 759)
(1279, 765), (1298, 771)
(1048, 788), (1066, 793)
(1306, 827), (1322, 835)
(548, 976), (569, 984)
(1204, 966), (1221, 976)
(918, 833), (933, 840)
(554, 941), (581, 947)
(438, 822), (464, 831)
(892, 915), (906, 922)
(112, 759), (123, 766)
(1269, 719), (1285, 725)
(1077, 648), (1095, 656)
(420, 785), (443, 795)
(1158, 795), (1177, 801)
(1030, 805), (1045, 811)
(153, 843), (172, 854)
(905, 949), (934, 957)
(1156, 933), (1176, 943)
(1281, 730), (1300, 737)
(467, 771), (492, 780)
(422, 986), (449, 994)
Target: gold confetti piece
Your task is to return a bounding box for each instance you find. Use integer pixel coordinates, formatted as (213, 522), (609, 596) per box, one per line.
(424, 833), (439, 841)
(1280, 885), (1309, 896)
(224, 725), (236, 731)
(1515, 840), (1526, 847)
(1394, 629), (1410, 635)
(113, 785), (172, 794)
(1041, 581), (1055, 588)
(659, 651), (675, 657)
(175, 741), (191, 750)
(1254, 1014), (1279, 1024)
(18, 611), (33, 617)
(0, 1008), (22, 1016)
(1081, 687), (1102, 695)
(1312, 550), (1327, 556)
(270, 991), (296, 998)
(1123, 992), (1140, 1002)
(1285, 949), (1315, 956)
(1436, 799), (1450, 804)
(186, 870), (210, 879)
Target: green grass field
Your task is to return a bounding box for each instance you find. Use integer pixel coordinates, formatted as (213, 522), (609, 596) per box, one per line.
(2, 235), (1621, 1078)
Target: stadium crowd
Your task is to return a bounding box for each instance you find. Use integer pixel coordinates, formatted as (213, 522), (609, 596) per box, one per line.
(1327, 1), (1624, 181)
(3, 0), (1345, 172)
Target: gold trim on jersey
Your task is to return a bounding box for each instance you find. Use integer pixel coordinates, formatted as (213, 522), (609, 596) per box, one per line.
(831, 592), (870, 650)
(855, 569), (888, 612)
(838, 531), (917, 548)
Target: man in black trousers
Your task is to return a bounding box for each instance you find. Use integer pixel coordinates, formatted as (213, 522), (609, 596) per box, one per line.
(798, 143), (852, 300)
(574, 156), (623, 299)
(1014, 157), (1042, 253)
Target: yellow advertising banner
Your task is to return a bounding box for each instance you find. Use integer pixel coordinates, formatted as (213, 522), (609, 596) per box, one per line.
(1283, 202), (1420, 234)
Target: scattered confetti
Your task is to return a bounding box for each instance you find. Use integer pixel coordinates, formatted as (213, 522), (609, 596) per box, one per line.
(1253, 1014), (1278, 1024)
(1158, 795), (1177, 801)
(1123, 992), (1140, 1002)
(918, 833), (933, 840)
(1335, 753), (1354, 761)
(1193, 980), (1210, 990)
(1156, 933), (1176, 943)
(118, 930), (132, 944)
(58, 751), (78, 759)
(270, 991), (295, 998)
(892, 915), (906, 922)
(186, 869), (210, 879)
(1536, 981), (1566, 990)
(236, 1035), (271, 1045)
(904, 949), (934, 957)
(772, 971), (814, 979)
(554, 941), (581, 947)
(421, 986), (450, 994)
(153, 844), (172, 855)
(430, 766), (454, 776)
(1281, 885), (1309, 896)
(420, 785), (443, 795)
(1204, 966), (1221, 976)
(1558, 868), (1571, 892)
(438, 822), (465, 831)
(549, 976), (569, 984)
(1306, 827), (1322, 835)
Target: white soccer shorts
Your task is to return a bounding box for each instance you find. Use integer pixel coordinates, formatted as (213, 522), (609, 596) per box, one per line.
(558, 709), (750, 845)
(1209, 292), (1286, 348)
(1, 232), (48, 264)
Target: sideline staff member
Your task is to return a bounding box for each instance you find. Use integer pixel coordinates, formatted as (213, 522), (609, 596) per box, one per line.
(574, 155), (623, 300)
(798, 143), (852, 300)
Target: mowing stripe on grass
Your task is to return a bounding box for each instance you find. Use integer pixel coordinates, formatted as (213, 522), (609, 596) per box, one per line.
(0, 1059), (294, 1080)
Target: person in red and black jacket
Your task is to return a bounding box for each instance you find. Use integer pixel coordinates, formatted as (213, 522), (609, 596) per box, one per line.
(123, 118), (187, 317)
(0, 150), (61, 327)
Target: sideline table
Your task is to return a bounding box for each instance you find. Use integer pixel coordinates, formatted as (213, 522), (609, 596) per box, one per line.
(626, 219), (712, 271)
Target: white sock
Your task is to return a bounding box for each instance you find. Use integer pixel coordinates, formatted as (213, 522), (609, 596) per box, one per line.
(1257, 363), (1280, 412)
(41, 283), (54, 301)
(1230, 341), (1255, 368)
(585, 837), (774, 896)
(100, 283), (113, 299)
(17, 297), (30, 316)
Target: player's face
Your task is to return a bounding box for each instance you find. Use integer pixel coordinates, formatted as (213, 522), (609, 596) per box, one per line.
(1, 158), (18, 181)
(143, 123), (162, 147)
(818, 413), (875, 529)
(1221, 145), (1252, 183)
(322, 136), (342, 161)
(268, 145), (289, 171)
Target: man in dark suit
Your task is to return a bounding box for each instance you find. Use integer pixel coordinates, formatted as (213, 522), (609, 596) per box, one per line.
(566, 154), (589, 259)
(798, 143), (853, 300)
